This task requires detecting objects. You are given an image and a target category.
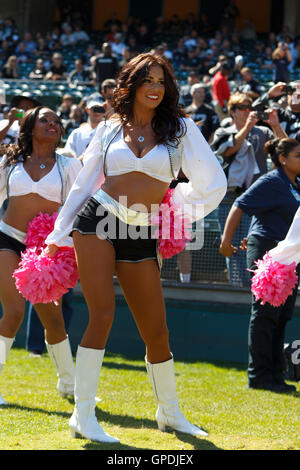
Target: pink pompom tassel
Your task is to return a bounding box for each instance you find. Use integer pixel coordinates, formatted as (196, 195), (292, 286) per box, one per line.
(250, 252), (298, 307)
(153, 188), (192, 259)
(13, 213), (78, 304)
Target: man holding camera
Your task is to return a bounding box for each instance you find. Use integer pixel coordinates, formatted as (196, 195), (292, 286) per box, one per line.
(62, 98), (106, 159)
(0, 94), (41, 146)
(212, 92), (287, 287)
(252, 82), (300, 139)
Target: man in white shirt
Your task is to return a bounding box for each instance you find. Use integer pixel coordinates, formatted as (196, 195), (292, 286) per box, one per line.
(62, 99), (106, 158)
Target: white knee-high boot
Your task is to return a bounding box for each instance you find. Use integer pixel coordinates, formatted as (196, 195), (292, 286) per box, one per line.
(45, 336), (75, 398)
(0, 334), (15, 405)
(145, 354), (208, 437)
(69, 345), (119, 443)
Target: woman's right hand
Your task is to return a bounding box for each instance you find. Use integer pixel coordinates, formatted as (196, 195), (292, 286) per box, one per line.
(219, 241), (238, 257)
(45, 244), (59, 257)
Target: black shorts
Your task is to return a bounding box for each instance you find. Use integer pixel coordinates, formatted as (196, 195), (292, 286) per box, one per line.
(72, 197), (161, 268)
(0, 230), (26, 256)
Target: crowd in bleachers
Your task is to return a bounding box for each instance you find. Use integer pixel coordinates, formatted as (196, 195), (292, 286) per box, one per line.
(0, 11), (300, 135)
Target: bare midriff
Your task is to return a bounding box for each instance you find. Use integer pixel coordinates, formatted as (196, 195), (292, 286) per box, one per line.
(3, 194), (61, 232)
(101, 172), (170, 212)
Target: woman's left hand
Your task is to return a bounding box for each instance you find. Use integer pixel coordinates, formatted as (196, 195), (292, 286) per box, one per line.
(45, 244), (59, 257)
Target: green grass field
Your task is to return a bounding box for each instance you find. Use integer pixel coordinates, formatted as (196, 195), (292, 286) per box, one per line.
(0, 348), (299, 450)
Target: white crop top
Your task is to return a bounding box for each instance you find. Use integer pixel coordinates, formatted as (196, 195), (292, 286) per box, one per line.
(8, 161), (62, 203)
(45, 117), (228, 248)
(105, 128), (173, 183)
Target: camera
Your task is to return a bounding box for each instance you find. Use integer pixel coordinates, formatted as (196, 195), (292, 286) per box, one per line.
(14, 109), (24, 118)
(282, 85), (296, 95)
(256, 110), (269, 121)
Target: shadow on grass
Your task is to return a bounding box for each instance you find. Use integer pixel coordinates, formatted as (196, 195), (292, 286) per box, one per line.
(3, 403), (221, 449)
(102, 361), (146, 373)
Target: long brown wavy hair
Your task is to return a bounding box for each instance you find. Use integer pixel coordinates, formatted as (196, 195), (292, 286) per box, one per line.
(1, 106), (64, 167)
(111, 53), (186, 146)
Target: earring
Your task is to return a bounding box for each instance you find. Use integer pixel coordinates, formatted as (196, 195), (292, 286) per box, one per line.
(282, 161), (286, 165)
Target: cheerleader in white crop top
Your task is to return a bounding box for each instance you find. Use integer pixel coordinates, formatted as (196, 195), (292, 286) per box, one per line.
(0, 106), (82, 408)
(45, 53), (227, 444)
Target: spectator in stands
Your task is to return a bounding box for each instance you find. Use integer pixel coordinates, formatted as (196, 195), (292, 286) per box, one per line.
(212, 92), (287, 287)
(252, 82), (300, 139)
(2, 17), (19, 41)
(45, 53), (67, 81)
(219, 137), (300, 393)
(57, 94), (74, 121)
(29, 58), (47, 80)
(68, 58), (94, 85)
(93, 42), (119, 89)
(212, 62), (231, 122)
(1, 55), (19, 78)
(0, 94), (41, 146)
(64, 104), (85, 137)
(179, 71), (201, 107)
(185, 83), (219, 143)
(127, 35), (140, 56)
(0, 40), (13, 63)
(172, 37), (186, 68)
(82, 43), (97, 66)
(60, 24), (76, 47)
(23, 32), (37, 56)
(110, 32), (126, 60)
(180, 47), (202, 74)
(119, 47), (132, 68)
(62, 98), (105, 158)
(239, 67), (260, 100)
(100, 78), (117, 114)
(34, 37), (50, 57)
(72, 23), (90, 44)
(260, 46), (274, 70)
(272, 42), (292, 83)
(15, 42), (30, 63)
(136, 24), (152, 51)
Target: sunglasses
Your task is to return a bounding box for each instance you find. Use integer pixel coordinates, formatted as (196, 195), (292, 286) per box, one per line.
(90, 106), (105, 113)
(234, 104), (252, 111)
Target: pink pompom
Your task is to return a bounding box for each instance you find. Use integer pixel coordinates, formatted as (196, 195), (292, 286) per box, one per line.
(13, 212), (78, 304)
(14, 247), (79, 305)
(153, 188), (192, 259)
(250, 252), (298, 307)
(25, 212), (58, 251)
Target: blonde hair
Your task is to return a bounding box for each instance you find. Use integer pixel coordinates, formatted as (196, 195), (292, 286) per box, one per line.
(228, 92), (253, 114)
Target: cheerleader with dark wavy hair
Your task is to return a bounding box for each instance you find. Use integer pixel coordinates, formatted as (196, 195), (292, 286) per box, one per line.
(0, 106), (82, 406)
(45, 53), (227, 443)
(219, 137), (300, 393)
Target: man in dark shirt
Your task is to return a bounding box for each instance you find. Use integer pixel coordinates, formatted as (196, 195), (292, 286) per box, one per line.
(185, 83), (219, 142)
(93, 42), (119, 89)
(180, 48), (202, 74)
(239, 67), (260, 100)
(68, 58), (94, 85)
(45, 53), (67, 81)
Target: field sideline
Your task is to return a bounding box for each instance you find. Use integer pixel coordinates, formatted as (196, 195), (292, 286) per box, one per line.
(0, 348), (299, 451)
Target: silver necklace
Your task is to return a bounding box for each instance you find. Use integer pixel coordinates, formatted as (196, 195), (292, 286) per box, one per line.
(137, 135), (144, 143)
(40, 163), (46, 169)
